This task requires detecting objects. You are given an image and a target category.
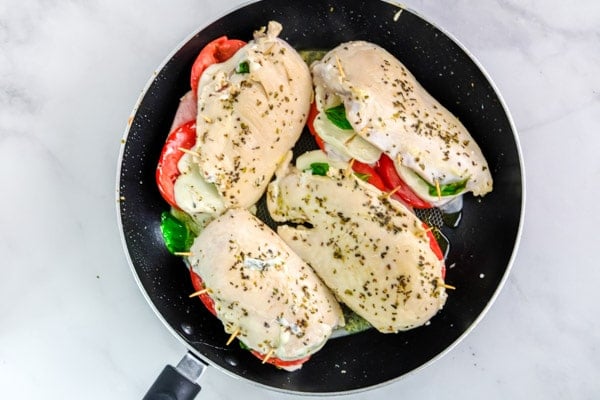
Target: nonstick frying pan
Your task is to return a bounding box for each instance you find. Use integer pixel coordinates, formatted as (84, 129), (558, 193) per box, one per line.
(116, 0), (524, 397)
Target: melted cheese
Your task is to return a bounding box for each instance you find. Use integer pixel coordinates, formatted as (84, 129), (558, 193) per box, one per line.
(267, 151), (447, 333)
(188, 208), (343, 369)
(173, 151), (225, 227)
(311, 41), (493, 205)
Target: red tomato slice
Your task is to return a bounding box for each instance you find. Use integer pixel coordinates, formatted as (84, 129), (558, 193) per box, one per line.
(190, 36), (246, 95)
(250, 350), (311, 369)
(189, 269), (217, 317)
(307, 102), (326, 150)
(423, 222), (446, 279)
(155, 121), (196, 209)
(423, 223), (444, 261)
(376, 154), (432, 209)
(351, 160), (387, 191)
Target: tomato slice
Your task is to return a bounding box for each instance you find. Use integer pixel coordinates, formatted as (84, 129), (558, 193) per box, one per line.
(376, 154), (432, 209)
(156, 121), (196, 209)
(423, 223), (444, 260)
(351, 160), (387, 191)
(249, 350), (311, 369)
(422, 222), (446, 279)
(189, 269), (217, 317)
(190, 36), (246, 95)
(306, 101), (326, 150)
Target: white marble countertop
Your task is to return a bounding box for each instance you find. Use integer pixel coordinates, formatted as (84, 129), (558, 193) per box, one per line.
(1, 0), (598, 398)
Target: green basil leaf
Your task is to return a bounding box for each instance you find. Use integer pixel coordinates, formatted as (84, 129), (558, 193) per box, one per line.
(236, 61), (250, 74)
(325, 104), (353, 130)
(238, 340), (249, 350)
(160, 211), (195, 254)
(309, 162), (329, 176)
(426, 178), (469, 197)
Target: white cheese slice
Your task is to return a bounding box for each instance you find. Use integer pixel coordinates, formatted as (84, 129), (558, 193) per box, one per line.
(173, 151), (225, 226)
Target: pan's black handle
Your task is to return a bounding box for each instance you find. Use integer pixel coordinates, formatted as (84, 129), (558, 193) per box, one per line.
(143, 353), (208, 400)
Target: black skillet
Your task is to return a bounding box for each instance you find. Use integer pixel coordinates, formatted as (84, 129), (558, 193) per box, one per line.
(117, 0), (524, 397)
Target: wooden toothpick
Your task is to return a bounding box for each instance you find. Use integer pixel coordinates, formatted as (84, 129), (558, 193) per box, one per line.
(226, 328), (240, 346)
(344, 158), (356, 177)
(434, 179), (442, 200)
(178, 147), (201, 157)
(335, 55), (346, 79)
(189, 288), (209, 298)
(262, 348), (275, 364)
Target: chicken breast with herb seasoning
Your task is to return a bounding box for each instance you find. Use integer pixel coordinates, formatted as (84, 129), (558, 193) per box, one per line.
(187, 208), (344, 370)
(310, 41), (492, 207)
(174, 21), (312, 224)
(267, 151), (447, 333)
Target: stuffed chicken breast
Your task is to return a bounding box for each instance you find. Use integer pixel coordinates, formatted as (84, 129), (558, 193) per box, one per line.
(310, 41), (492, 207)
(267, 151), (447, 333)
(187, 208), (344, 371)
(158, 21), (312, 227)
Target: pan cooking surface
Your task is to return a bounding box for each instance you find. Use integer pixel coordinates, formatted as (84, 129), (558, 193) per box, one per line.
(117, 0), (522, 393)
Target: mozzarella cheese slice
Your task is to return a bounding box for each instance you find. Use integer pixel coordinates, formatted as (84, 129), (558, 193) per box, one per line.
(174, 150), (226, 227)
(188, 208), (344, 369)
(267, 151), (447, 333)
(311, 41), (493, 206)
